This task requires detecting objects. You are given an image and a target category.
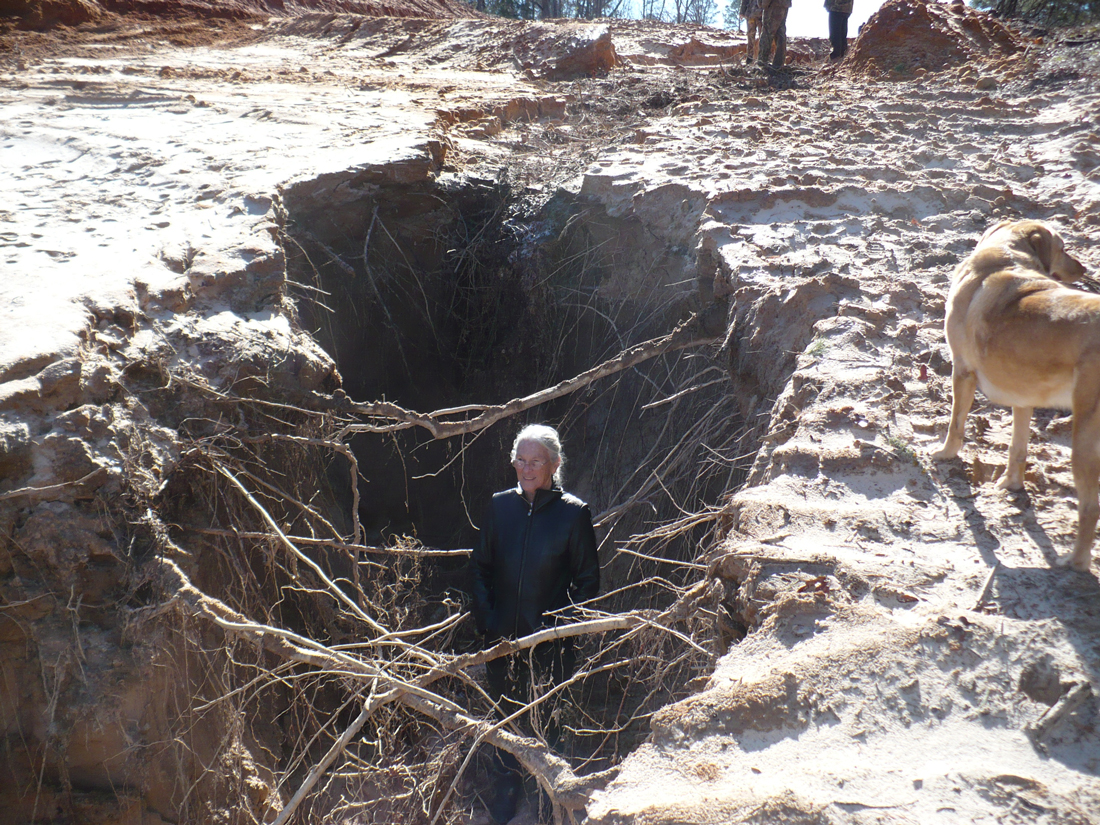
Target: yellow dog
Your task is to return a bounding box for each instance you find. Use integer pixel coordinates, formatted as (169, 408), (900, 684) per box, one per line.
(933, 219), (1094, 569)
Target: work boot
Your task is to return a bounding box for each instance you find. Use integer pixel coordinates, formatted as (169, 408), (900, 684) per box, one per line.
(488, 773), (522, 825)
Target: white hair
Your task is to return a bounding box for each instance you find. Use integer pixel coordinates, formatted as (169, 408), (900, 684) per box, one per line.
(510, 424), (565, 486)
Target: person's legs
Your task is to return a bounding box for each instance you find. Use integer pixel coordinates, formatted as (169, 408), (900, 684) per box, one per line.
(530, 640), (576, 751)
(757, 4), (775, 67)
(829, 11), (850, 59)
(483, 642), (578, 822)
(746, 15), (760, 64)
(772, 17), (787, 69)
(485, 656), (526, 824)
(486, 755), (521, 824)
(758, 0), (788, 68)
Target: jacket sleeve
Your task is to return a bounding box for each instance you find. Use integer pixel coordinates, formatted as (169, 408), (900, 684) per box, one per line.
(469, 501), (496, 636)
(567, 504), (600, 609)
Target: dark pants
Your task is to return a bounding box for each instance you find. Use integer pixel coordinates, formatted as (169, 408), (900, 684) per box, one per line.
(485, 639), (576, 782)
(758, 0), (789, 69)
(829, 11), (850, 59)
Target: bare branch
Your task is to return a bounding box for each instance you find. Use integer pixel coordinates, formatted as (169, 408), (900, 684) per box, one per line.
(272, 692), (375, 825)
(215, 464), (388, 636)
(190, 527), (472, 557)
(159, 557), (634, 815)
(1028, 682), (1093, 743)
(0, 468), (106, 501)
(338, 316), (720, 439)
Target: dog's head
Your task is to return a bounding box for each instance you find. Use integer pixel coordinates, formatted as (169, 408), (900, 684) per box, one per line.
(981, 219), (1087, 283)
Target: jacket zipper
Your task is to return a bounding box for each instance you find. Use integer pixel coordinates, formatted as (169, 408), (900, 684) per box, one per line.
(513, 496), (534, 637)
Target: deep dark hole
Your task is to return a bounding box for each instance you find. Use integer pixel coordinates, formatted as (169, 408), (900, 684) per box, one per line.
(283, 171), (757, 769)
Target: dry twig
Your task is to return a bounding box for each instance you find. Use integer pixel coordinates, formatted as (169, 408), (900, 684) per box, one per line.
(338, 317), (720, 439)
(160, 554), (680, 821)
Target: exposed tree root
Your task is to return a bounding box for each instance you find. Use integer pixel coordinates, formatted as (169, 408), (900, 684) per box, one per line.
(334, 315), (720, 438)
(109, 319), (741, 823)
(159, 554), (693, 822)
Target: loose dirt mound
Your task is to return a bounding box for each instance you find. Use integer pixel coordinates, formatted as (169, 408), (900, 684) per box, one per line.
(1, 0), (475, 29)
(512, 21), (618, 79)
(846, 0), (1027, 76)
(1, 0), (103, 27)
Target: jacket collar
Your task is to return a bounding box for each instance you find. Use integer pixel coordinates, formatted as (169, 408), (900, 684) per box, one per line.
(515, 484), (563, 511)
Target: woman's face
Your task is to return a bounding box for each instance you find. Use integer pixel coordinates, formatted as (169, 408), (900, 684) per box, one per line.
(513, 439), (559, 500)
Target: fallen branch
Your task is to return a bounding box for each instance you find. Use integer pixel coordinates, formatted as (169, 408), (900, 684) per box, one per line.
(973, 561), (1000, 610)
(273, 602), (713, 820)
(1027, 681), (1092, 744)
(159, 555), (690, 820)
(337, 316), (719, 439)
(431, 615), (650, 678)
(215, 464), (388, 636)
(191, 527), (472, 557)
(274, 622), (639, 825)
(272, 693), (376, 825)
(427, 657), (629, 825)
(395, 687), (609, 813)
(0, 468), (106, 501)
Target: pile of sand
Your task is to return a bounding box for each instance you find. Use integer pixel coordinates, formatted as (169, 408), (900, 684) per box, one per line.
(846, 0), (1027, 76)
(1, 0), (103, 27)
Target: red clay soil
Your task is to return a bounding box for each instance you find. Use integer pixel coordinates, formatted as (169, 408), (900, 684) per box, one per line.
(1, 0), (478, 28)
(846, 0), (1027, 76)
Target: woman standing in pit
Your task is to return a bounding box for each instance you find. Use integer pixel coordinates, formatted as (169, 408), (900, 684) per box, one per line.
(469, 423), (600, 825)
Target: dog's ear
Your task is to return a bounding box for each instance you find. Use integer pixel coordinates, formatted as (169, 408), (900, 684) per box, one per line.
(979, 219), (1011, 245)
(1027, 226), (1055, 275)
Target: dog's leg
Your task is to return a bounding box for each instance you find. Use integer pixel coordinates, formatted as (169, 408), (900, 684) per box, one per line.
(932, 368), (977, 460)
(1069, 381), (1100, 571)
(1069, 435), (1100, 572)
(997, 406), (1033, 490)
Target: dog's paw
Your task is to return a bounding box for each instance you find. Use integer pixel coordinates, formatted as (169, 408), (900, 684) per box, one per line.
(995, 475), (1025, 492)
(930, 446), (957, 461)
(1055, 553), (1093, 573)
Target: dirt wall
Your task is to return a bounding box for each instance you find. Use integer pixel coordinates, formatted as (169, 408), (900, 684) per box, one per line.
(1, 0), (477, 29)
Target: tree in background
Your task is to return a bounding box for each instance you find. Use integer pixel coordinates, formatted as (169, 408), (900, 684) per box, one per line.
(474, 0), (629, 17)
(974, 0), (1099, 26)
(473, 0), (716, 22)
(574, 0), (630, 17)
(686, 0), (718, 24)
(662, 0), (718, 23)
(723, 0), (744, 30)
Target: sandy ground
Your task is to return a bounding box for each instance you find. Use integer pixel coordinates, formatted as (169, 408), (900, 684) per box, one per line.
(573, 28), (1100, 822)
(3, 4), (1100, 824)
(1, 17), (444, 382)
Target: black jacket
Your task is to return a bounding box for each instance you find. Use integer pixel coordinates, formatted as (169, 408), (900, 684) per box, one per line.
(470, 485), (600, 640)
